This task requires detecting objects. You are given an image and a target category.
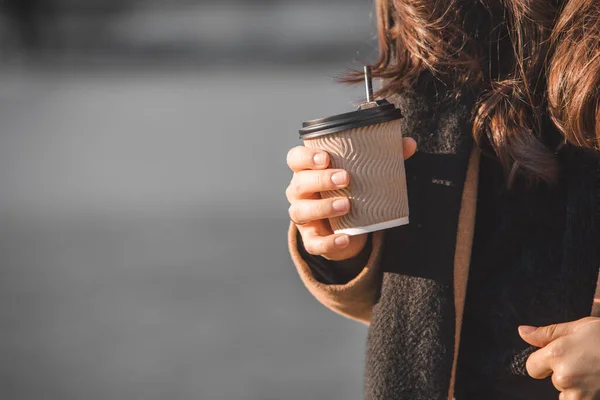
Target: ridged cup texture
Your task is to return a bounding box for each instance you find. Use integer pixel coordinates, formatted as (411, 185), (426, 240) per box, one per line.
(303, 119), (408, 234)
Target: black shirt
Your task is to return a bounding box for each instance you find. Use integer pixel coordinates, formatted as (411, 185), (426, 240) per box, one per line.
(453, 153), (561, 398)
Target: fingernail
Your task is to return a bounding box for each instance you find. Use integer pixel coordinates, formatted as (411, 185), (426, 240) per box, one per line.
(313, 153), (327, 167)
(332, 198), (349, 212)
(519, 326), (538, 335)
(335, 235), (349, 247)
(331, 171), (348, 186)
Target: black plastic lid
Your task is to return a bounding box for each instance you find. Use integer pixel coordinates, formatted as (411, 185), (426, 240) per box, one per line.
(299, 99), (402, 139)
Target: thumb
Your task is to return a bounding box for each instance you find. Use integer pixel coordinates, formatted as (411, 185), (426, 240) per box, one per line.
(518, 317), (597, 347)
(403, 137), (417, 160)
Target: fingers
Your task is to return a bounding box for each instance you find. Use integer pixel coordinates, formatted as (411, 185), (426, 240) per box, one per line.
(519, 318), (597, 348)
(288, 197), (350, 226)
(526, 338), (570, 380)
(519, 324), (569, 348)
(298, 222), (370, 261)
(287, 138), (417, 174)
(403, 137), (417, 160)
(558, 390), (587, 400)
(301, 228), (351, 257)
(558, 391), (584, 400)
(286, 169), (349, 200)
(287, 146), (330, 173)
(526, 345), (555, 379)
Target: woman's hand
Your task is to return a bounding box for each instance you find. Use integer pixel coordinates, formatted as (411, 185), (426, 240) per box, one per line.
(285, 137), (417, 261)
(519, 317), (600, 399)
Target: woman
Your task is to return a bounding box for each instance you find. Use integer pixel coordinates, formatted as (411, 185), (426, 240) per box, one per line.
(286, 1), (600, 399)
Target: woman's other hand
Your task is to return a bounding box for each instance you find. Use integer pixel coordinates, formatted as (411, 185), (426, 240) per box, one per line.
(519, 317), (600, 399)
(285, 137), (417, 262)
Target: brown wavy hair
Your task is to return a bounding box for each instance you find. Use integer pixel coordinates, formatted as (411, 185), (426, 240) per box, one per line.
(352, 0), (600, 185)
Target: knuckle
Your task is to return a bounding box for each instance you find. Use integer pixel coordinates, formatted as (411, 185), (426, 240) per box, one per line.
(288, 204), (297, 220)
(290, 203), (307, 224)
(315, 200), (328, 217)
(316, 238), (330, 255)
(286, 148), (296, 167)
(546, 324), (560, 339)
(286, 146), (302, 167)
(552, 364), (575, 389)
(314, 170), (323, 189)
(291, 178), (304, 197)
(285, 183), (294, 201)
(548, 340), (566, 359)
(525, 357), (536, 376)
(302, 241), (315, 255)
(552, 372), (574, 390)
(300, 149), (314, 166)
(304, 238), (321, 256)
(310, 237), (329, 256)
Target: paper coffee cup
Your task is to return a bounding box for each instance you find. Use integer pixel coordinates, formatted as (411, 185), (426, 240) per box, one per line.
(299, 74), (409, 236)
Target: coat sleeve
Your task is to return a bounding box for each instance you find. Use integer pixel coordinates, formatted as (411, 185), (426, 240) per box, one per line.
(288, 221), (385, 325)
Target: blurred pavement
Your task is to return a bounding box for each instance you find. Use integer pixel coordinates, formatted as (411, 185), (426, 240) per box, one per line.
(0, 1), (379, 398)
(0, 64), (372, 399)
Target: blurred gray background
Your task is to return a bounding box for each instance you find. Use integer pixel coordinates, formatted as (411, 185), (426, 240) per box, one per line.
(0, 1), (380, 399)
